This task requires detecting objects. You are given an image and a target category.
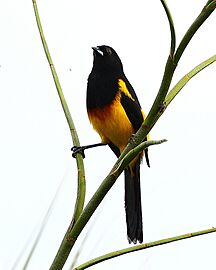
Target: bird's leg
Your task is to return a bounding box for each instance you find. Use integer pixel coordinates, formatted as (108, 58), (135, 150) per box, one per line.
(71, 143), (107, 158)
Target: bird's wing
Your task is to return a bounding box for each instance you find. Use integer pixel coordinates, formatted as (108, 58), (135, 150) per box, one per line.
(122, 74), (142, 107)
(118, 78), (150, 167)
(118, 78), (143, 132)
(120, 91), (144, 132)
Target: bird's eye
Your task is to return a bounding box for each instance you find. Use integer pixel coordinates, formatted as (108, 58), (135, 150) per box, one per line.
(106, 47), (112, 55)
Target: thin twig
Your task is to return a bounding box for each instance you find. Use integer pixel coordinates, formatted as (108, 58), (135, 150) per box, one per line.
(114, 139), (167, 174)
(160, 0), (176, 56)
(74, 227), (216, 270)
(165, 54), (216, 106)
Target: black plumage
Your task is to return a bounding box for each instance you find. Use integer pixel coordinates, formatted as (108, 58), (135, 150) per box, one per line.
(87, 45), (149, 243)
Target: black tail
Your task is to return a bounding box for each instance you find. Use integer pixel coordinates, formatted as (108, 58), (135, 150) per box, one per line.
(124, 158), (143, 244)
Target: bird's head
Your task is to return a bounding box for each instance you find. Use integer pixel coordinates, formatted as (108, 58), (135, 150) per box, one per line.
(91, 45), (123, 73)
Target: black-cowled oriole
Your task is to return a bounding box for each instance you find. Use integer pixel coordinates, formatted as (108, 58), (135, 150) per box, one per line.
(86, 45), (149, 244)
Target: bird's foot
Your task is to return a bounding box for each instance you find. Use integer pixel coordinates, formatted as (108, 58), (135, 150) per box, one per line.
(71, 146), (85, 158)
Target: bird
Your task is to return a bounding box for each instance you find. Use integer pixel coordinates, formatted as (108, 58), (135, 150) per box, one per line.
(75, 45), (149, 244)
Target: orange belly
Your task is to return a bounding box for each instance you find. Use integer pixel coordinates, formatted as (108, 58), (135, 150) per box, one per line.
(88, 93), (134, 153)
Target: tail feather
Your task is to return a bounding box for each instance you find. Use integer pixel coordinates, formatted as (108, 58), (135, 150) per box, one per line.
(124, 158), (143, 244)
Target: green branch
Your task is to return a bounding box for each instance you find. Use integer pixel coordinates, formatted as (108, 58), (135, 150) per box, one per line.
(165, 54), (216, 106)
(160, 0), (176, 56)
(49, 139), (166, 270)
(32, 0), (85, 228)
(74, 227), (216, 270)
(127, 0), (216, 150)
(146, 54), (216, 128)
(114, 139), (167, 173)
(174, 1), (216, 65)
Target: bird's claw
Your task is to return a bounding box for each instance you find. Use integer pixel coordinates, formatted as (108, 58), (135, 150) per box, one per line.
(71, 146), (85, 158)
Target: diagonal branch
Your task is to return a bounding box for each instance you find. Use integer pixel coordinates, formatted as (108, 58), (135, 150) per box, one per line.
(174, 1), (216, 65)
(74, 227), (216, 270)
(146, 54), (216, 128)
(165, 54), (216, 106)
(49, 139), (167, 270)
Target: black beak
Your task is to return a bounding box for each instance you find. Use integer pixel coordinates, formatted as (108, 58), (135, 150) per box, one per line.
(92, 46), (98, 52)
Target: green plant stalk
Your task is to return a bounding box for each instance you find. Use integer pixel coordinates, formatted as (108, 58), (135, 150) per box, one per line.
(207, 0), (216, 10)
(118, 0), (176, 162)
(49, 139), (166, 270)
(130, 0), (177, 143)
(165, 54), (216, 106)
(69, 215), (99, 270)
(148, 54), (216, 128)
(124, 0), (216, 153)
(32, 0), (85, 223)
(114, 139), (167, 173)
(74, 227), (216, 270)
(132, 0), (176, 141)
(206, 0), (216, 5)
(174, 1), (216, 65)
(160, 0), (176, 56)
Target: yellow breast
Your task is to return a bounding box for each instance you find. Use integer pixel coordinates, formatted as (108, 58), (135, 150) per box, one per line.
(88, 92), (134, 153)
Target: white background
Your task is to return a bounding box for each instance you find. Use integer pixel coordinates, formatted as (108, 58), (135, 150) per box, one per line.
(0, 0), (216, 269)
